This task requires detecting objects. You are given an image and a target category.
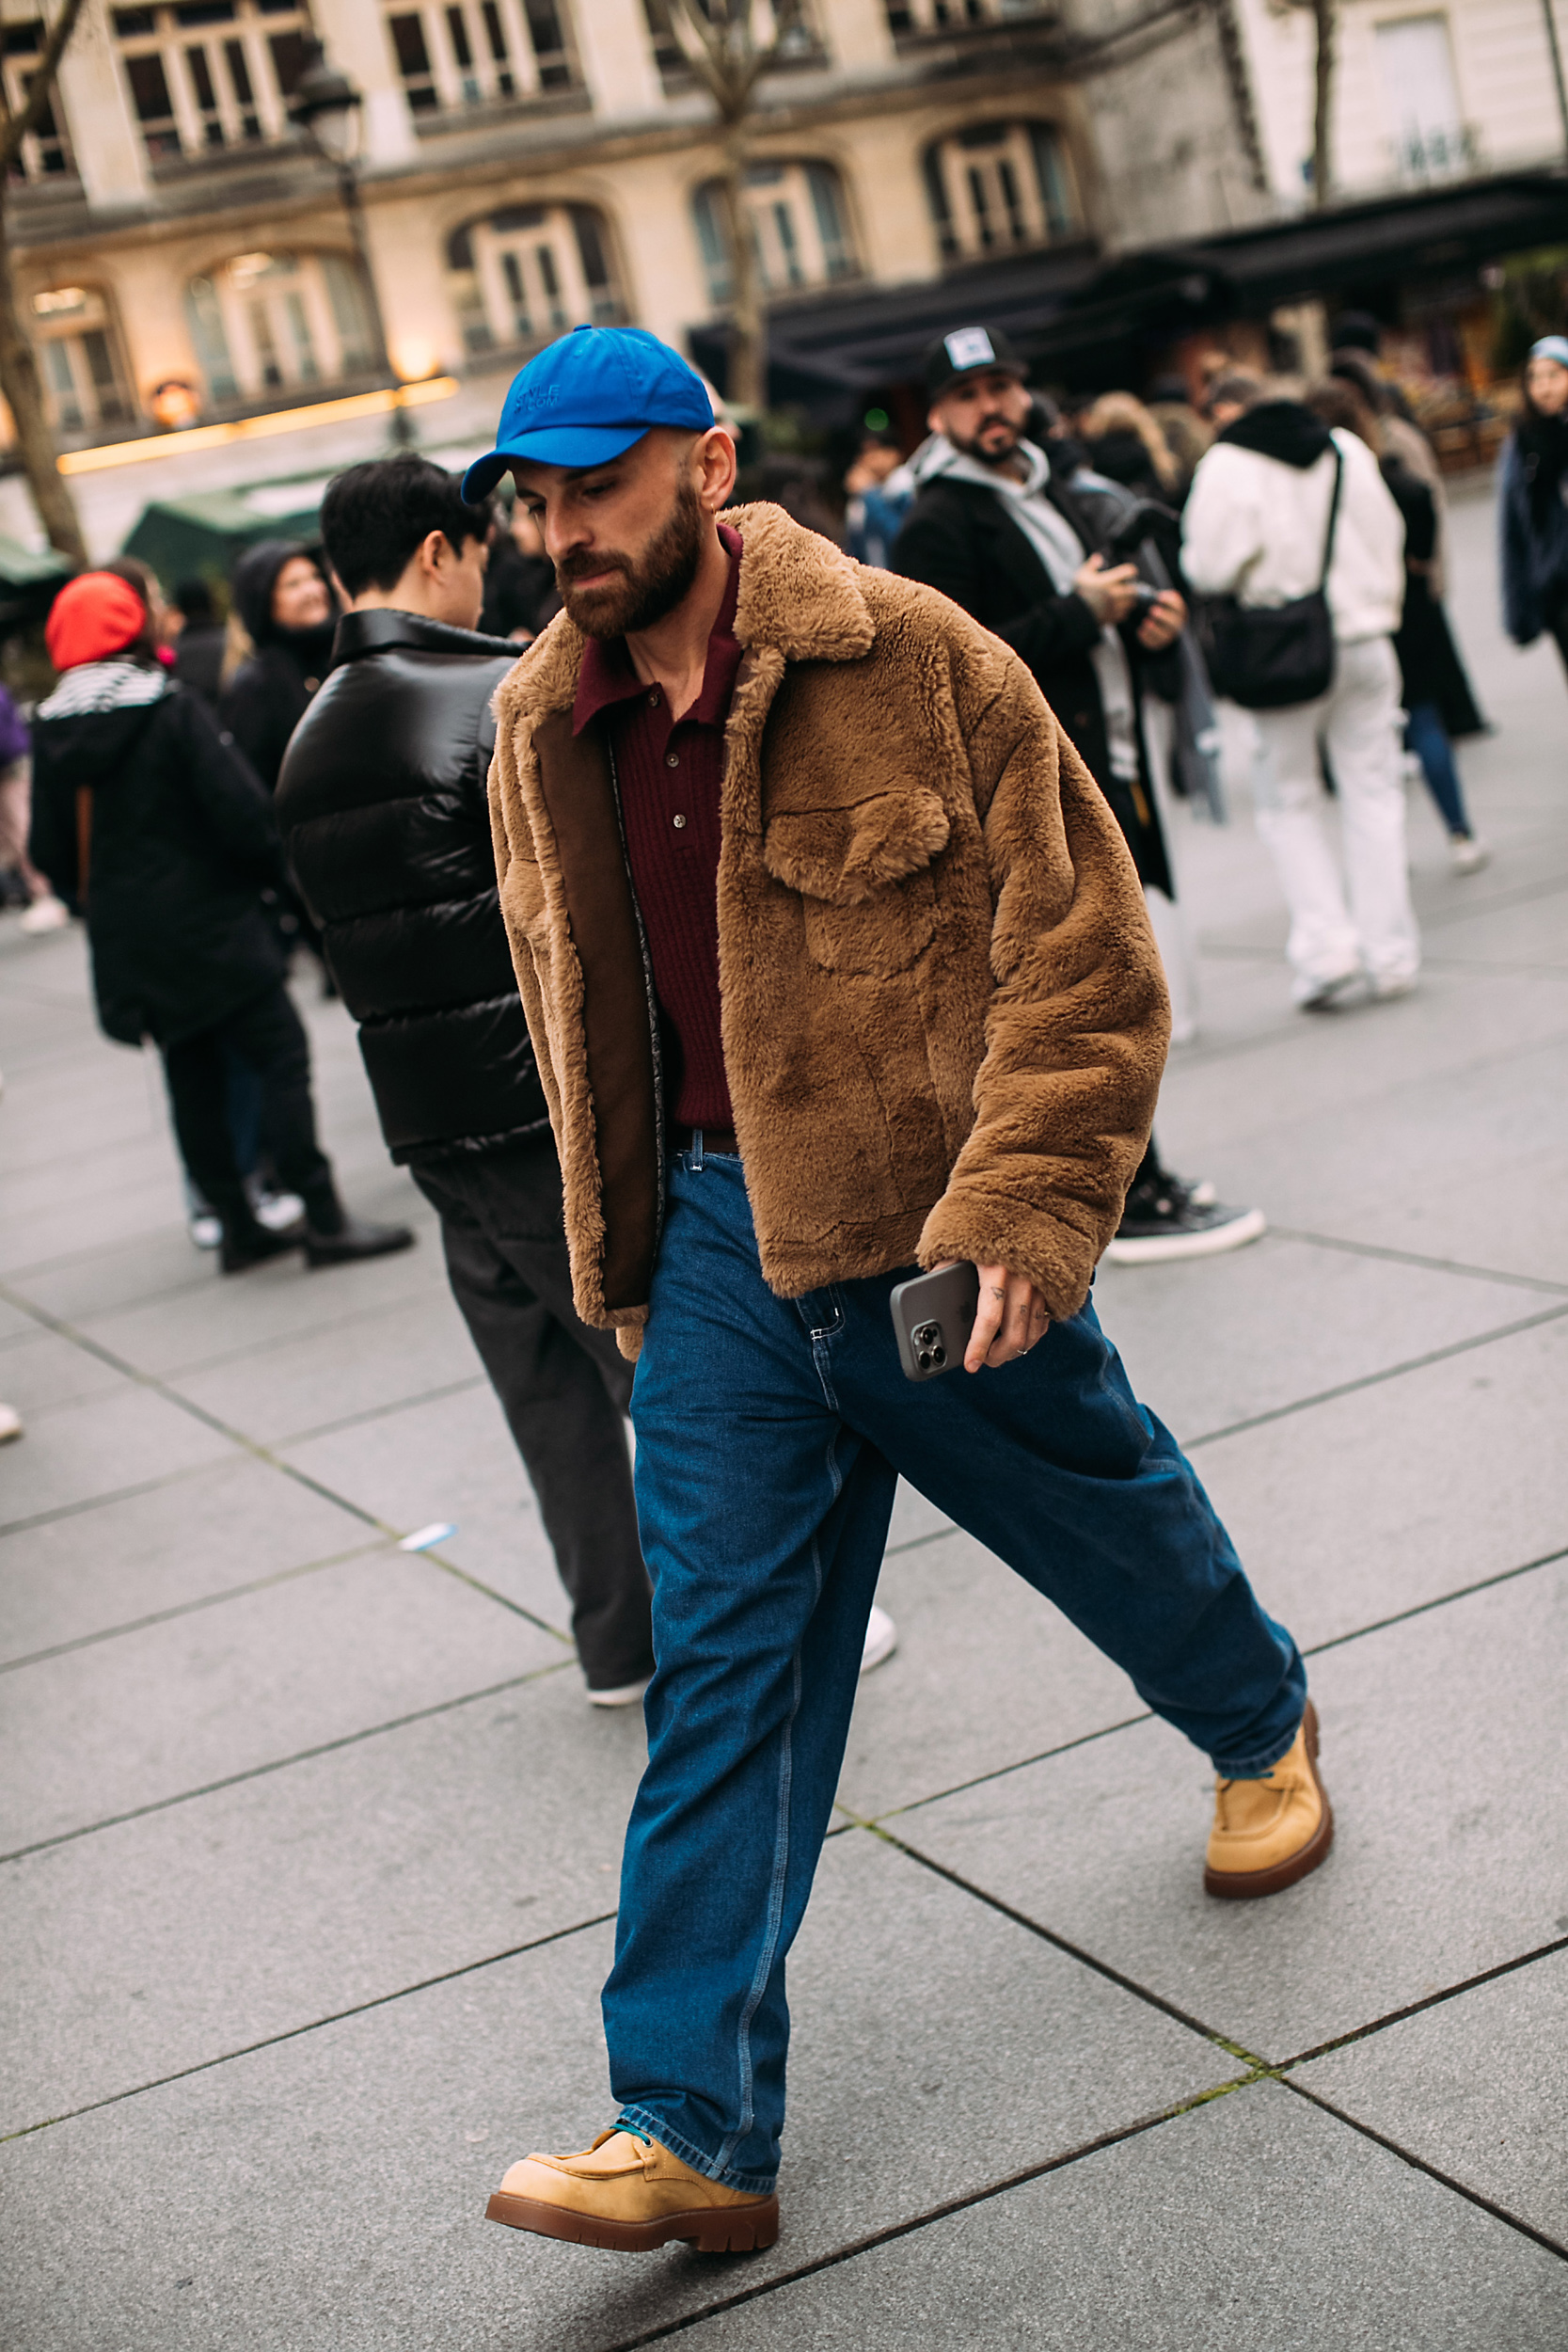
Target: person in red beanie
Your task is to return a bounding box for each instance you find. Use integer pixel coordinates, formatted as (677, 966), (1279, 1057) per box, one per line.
(28, 571), (414, 1273)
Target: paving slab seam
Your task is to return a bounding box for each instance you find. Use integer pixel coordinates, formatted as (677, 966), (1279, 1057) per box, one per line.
(1182, 1299), (1568, 1452)
(100, 1280), (454, 1383)
(859, 1821), (1269, 2068)
(583, 2078), (1285, 2352)
(0, 1536), (392, 1675)
(1278, 2076), (1568, 2264)
(0, 1274), (571, 1642)
(267, 1371), (489, 1450)
(1265, 1226), (1568, 1298)
(0, 1454), (245, 1542)
(0, 1657), (576, 1866)
(1293, 1541), (1568, 1661)
(0, 1907), (620, 2145)
(1275, 1931), (1568, 2074)
(852, 1541), (1568, 1836)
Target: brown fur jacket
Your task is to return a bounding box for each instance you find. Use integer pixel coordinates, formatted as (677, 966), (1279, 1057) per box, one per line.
(489, 501), (1169, 1356)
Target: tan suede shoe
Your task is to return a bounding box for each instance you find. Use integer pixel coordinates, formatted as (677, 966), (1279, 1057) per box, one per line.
(485, 2128), (779, 2254)
(1205, 1698), (1334, 1899)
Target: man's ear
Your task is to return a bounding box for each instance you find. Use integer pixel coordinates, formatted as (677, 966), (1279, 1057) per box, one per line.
(927, 405), (945, 437)
(697, 423), (737, 515)
(420, 528), (451, 577)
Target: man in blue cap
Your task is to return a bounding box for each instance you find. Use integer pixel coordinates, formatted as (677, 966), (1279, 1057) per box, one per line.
(472, 326), (1331, 2255)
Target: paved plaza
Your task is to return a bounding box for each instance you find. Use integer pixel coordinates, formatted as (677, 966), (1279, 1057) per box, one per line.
(2, 482), (1566, 2349)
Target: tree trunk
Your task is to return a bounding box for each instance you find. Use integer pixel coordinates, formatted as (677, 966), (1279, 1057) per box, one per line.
(1311, 0), (1336, 209)
(718, 119), (764, 411)
(0, 203), (86, 562)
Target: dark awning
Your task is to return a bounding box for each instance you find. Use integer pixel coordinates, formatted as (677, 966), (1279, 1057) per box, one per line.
(1032, 169), (1568, 367)
(689, 239), (1101, 416)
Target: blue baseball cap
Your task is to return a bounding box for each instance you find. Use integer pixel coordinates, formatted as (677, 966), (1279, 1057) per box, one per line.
(461, 325), (715, 500)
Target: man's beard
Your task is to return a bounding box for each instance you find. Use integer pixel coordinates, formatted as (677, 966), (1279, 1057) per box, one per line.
(949, 415), (1023, 469)
(558, 481), (706, 640)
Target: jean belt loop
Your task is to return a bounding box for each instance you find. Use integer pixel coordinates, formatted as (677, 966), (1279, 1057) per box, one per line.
(691, 1127), (705, 1173)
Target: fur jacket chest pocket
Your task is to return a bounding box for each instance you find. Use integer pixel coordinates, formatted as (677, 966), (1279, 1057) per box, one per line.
(761, 786), (950, 976)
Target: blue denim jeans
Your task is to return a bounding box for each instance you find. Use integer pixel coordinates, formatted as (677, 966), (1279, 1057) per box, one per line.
(1405, 700), (1473, 838)
(607, 1149), (1306, 2191)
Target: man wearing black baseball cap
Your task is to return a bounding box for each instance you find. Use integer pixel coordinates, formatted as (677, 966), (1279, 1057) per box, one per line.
(896, 326), (1264, 1263)
(469, 325), (1329, 2260)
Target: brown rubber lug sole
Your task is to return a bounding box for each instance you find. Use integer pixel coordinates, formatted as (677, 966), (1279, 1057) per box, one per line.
(484, 2189), (780, 2255)
(1204, 1699), (1335, 1900)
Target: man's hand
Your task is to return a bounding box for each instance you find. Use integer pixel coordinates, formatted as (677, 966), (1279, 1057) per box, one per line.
(1136, 588), (1186, 650)
(1073, 554), (1140, 625)
(965, 1263), (1051, 1373)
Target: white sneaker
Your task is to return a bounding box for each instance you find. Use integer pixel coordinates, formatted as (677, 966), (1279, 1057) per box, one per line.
(1449, 835), (1490, 875)
(861, 1602), (898, 1675)
(1294, 969), (1362, 1013)
(188, 1209), (223, 1250)
(587, 1676), (652, 1708)
(252, 1187), (306, 1233)
(0, 1402), (22, 1443)
(19, 895), (70, 934)
(1370, 972), (1418, 1002)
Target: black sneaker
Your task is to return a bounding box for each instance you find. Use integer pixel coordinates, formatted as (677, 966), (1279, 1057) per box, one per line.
(1105, 1174), (1266, 1265)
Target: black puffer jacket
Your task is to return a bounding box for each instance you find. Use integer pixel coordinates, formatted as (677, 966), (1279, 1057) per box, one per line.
(276, 609), (548, 1165)
(29, 665), (286, 1045)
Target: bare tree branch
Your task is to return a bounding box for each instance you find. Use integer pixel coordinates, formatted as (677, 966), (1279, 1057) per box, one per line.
(0, 0), (88, 172)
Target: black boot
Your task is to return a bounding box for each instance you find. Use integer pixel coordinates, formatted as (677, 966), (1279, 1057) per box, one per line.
(216, 1189), (301, 1275)
(299, 1176), (415, 1270)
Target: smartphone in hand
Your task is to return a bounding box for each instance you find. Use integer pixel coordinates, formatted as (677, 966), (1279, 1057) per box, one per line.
(890, 1262), (980, 1382)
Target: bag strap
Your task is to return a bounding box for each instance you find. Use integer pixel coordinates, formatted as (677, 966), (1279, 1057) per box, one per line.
(1319, 443), (1345, 591)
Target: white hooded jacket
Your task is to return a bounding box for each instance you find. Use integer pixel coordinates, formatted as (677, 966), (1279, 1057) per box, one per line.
(1181, 405), (1405, 644)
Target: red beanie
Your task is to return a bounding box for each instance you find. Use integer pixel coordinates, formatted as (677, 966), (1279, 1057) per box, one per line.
(45, 572), (148, 672)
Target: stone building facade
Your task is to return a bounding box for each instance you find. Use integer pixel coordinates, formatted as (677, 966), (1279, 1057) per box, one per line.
(3, 0), (1270, 470)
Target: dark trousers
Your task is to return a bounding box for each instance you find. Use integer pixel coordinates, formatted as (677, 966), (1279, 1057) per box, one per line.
(412, 1138), (653, 1692)
(1551, 604), (1568, 684)
(162, 981), (331, 1214)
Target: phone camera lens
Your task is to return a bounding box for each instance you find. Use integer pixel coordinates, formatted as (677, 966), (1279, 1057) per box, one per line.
(916, 1348), (934, 1371)
(930, 1345), (946, 1367)
(914, 1321), (941, 1347)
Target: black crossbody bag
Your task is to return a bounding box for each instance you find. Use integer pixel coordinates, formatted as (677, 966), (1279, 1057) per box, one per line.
(1206, 446), (1343, 710)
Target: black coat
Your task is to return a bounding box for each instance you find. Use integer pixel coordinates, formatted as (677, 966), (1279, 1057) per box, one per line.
(1381, 457), (1486, 739)
(29, 680), (287, 1046)
(220, 540), (338, 790)
(276, 609), (550, 1166)
(894, 471), (1173, 892)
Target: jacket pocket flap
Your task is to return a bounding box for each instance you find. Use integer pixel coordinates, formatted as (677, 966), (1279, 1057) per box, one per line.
(763, 788), (949, 905)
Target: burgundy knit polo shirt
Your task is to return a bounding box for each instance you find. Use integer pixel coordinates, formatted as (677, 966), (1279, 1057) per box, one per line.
(572, 523), (743, 1132)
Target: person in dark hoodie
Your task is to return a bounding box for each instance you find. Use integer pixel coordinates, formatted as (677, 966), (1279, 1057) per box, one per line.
(220, 539), (339, 789)
(1499, 334), (1568, 688)
(1183, 373), (1417, 1009)
(278, 454), (656, 1707)
(28, 570), (413, 1275)
(167, 577), (228, 708)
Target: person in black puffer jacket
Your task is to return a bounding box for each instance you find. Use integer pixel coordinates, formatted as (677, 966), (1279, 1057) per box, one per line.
(28, 571), (413, 1275)
(277, 455), (652, 1706)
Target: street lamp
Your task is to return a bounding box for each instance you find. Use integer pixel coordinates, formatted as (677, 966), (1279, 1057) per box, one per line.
(290, 40), (413, 442)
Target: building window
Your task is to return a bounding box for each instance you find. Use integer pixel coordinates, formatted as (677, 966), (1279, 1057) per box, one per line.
(4, 20), (73, 181)
(1374, 14), (1473, 183)
(183, 251), (376, 406)
(31, 288), (133, 433)
(445, 204), (622, 356)
(885, 0), (1048, 30)
(692, 160), (857, 309)
(383, 0), (576, 117)
(112, 0), (311, 162)
(923, 120), (1074, 263)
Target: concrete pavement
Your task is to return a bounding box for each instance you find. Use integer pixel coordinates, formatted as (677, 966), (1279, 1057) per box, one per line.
(1, 480), (1565, 2349)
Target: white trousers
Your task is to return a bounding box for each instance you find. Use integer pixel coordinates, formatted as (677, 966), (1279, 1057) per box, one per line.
(1249, 636), (1419, 1001)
